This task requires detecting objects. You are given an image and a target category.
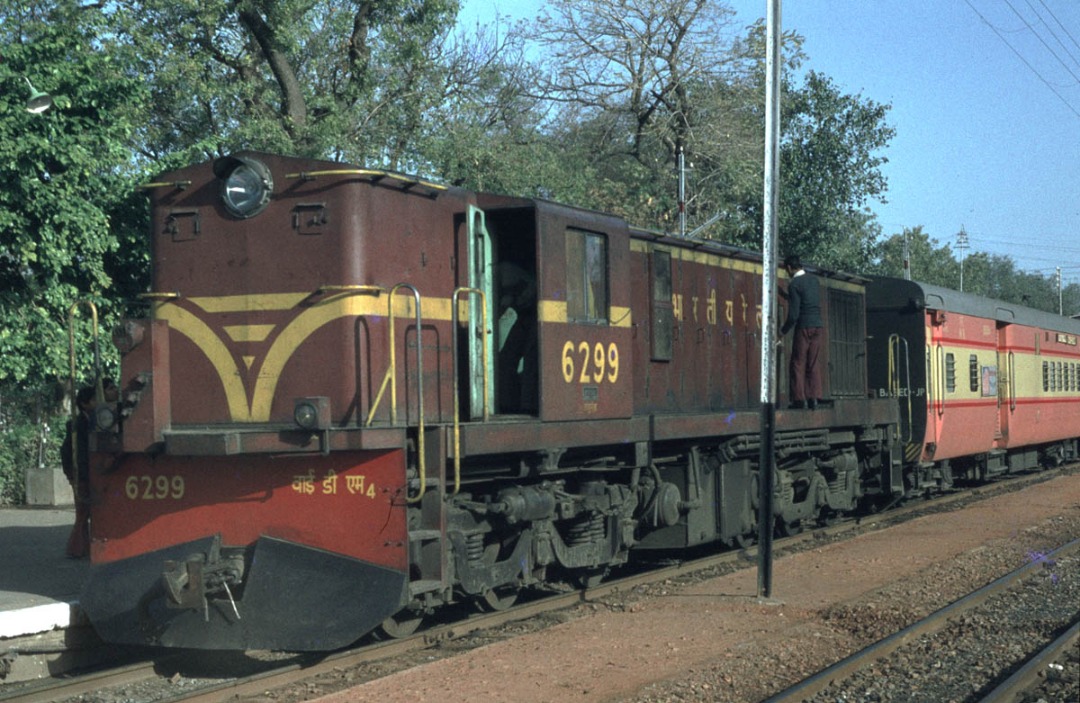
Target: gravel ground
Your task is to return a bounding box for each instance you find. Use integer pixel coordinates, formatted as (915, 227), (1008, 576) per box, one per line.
(1025, 629), (1080, 703)
(625, 513), (1080, 703)
(806, 543), (1079, 703)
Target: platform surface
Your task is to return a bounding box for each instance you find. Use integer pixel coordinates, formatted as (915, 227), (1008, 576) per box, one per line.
(0, 507), (87, 639)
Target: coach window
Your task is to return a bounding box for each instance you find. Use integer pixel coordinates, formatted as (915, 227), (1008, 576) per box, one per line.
(1043, 361), (1050, 392)
(945, 353), (956, 393)
(651, 249), (673, 360)
(566, 228), (608, 324)
(968, 355), (978, 392)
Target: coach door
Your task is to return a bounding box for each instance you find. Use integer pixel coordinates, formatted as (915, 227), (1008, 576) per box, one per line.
(465, 206), (496, 419)
(468, 205), (541, 417)
(996, 322), (1013, 447)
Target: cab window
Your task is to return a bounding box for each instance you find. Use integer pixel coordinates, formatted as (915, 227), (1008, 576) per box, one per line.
(566, 228), (608, 323)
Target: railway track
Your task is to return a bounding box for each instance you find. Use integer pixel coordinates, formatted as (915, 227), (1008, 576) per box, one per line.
(763, 537), (1080, 703)
(1, 466), (1072, 703)
(979, 621), (1079, 703)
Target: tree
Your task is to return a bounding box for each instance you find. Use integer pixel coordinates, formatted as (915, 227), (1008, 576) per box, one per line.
(873, 227), (1077, 316)
(115, 0), (464, 168)
(777, 70), (894, 271)
(414, 17), (564, 194)
(0, 1), (148, 504)
(872, 226), (961, 286)
(528, 0), (760, 228)
(0, 1), (148, 387)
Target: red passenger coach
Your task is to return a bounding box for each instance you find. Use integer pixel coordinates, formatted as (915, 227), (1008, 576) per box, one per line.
(867, 278), (1080, 486)
(998, 312), (1080, 454)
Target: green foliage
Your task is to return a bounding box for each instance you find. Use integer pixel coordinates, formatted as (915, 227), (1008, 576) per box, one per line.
(872, 226), (1077, 315)
(0, 1), (150, 387)
(0, 386), (63, 506)
(119, 0), (463, 166)
(777, 71), (894, 271)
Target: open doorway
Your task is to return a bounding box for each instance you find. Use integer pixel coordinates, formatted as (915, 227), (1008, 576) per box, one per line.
(490, 210), (538, 416)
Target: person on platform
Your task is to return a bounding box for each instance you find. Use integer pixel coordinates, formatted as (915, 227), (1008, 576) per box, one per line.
(61, 386), (96, 558)
(780, 254), (825, 410)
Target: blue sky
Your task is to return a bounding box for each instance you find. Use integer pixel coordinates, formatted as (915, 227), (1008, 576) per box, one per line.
(459, 1), (1080, 286)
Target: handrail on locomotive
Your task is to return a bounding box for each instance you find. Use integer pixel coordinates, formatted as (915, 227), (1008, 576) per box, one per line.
(312, 282), (431, 503)
(452, 286), (489, 497)
(888, 333), (913, 444)
(66, 299), (105, 475)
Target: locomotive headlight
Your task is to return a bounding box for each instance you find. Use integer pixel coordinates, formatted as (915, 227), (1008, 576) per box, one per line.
(214, 155), (273, 219)
(294, 397), (330, 431)
(95, 404), (118, 431)
(294, 402), (318, 430)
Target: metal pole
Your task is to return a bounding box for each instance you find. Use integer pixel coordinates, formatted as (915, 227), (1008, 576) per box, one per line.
(757, 0), (782, 600)
(1058, 267), (1063, 315)
(902, 230), (911, 280)
(678, 145), (686, 238)
(957, 226), (968, 293)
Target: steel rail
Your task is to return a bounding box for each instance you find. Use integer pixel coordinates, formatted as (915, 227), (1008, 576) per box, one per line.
(0, 658), (166, 703)
(976, 621), (1080, 703)
(762, 537), (1080, 703)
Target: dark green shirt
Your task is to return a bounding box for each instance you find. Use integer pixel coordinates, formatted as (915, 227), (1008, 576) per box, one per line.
(781, 271), (823, 333)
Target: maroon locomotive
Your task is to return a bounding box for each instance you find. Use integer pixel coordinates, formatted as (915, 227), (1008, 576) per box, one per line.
(77, 152), (1073, 651)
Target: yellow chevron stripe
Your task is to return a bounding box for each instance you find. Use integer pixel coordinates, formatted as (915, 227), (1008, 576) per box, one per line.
(223, 324), (276, 342)
(160, 291), (629, 422)
(189, 293), (310, 313)
(154, 303), (253, 421)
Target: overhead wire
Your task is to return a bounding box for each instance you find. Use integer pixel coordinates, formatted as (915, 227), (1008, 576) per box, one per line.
(1034, 0), (1080, 67)
(963, 0), (1080, 119)
(1005, 0), (1080, 84)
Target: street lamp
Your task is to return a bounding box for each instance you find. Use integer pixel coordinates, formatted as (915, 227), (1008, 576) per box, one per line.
(24, 77), (53, 114)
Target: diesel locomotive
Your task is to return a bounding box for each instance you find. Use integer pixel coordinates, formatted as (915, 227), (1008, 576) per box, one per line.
(77, 152), (1080, 651)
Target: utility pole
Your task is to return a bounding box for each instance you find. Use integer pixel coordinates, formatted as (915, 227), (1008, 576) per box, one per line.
(902, 230), (911, 280)
(1058, 267), (1063, 315)
(757, 0), (781, 601)
(677, 145), (686, 238)
(957, 226), (969, 292)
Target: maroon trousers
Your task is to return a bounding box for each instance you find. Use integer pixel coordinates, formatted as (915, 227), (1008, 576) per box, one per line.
(789, 327), (823, 403)
(66, 481), (90, 558)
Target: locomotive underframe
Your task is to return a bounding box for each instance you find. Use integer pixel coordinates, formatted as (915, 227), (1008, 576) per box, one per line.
(911, 436), (1080, 491)
(392, 397), (901, 618)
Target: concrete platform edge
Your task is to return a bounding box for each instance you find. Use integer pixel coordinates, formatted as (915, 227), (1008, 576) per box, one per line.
(0, 601), (79, 640)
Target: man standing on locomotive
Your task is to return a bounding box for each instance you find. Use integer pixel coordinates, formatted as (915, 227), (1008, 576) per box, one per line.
(780, 254), (825, 410)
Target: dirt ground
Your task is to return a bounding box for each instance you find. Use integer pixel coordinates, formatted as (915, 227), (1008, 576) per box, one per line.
(309, 473), (1080, 703)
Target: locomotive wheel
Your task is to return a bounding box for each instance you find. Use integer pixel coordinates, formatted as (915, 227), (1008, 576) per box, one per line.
(733, 532), (755, 549)
(777, 519), (803, 537)
(817, 508), (840, 527)
(572, 567), (608, 589)
(478, 586), (519, 612)
(374, 611), (423, 640)
(473, 543), (520, 611)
